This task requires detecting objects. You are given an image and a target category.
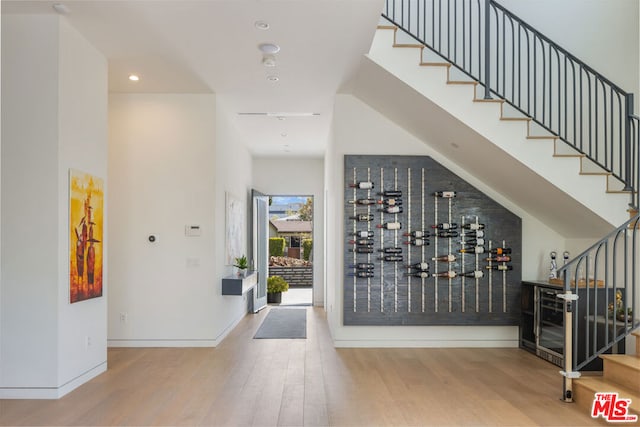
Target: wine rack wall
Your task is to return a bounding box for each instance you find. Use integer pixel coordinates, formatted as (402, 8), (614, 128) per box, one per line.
(343, 155), (521, 326)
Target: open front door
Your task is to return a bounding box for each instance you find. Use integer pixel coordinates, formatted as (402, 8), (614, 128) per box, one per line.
(252, 190), (269, 312)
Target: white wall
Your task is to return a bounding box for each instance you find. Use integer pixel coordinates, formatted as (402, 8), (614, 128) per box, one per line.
(108, 94), (253, 347)
(252, 157), (325, 306)
(325, 95), (566, 346)
(501, 0), (639, 100)
(1, 15), (107, 398)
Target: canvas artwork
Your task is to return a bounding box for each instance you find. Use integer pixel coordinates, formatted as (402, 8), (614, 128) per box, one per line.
(225, 192), (245, 265)
(69, 169), (104, 303)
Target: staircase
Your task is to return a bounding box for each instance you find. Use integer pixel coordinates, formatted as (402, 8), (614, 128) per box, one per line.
(364, 22), (631, 230)
(573, 330), (640, 424)
(364, 0), (640, 411)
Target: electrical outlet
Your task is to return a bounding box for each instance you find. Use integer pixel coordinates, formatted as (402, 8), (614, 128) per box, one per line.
(85, 336), (92, 348)
(120, 312), (128, 323)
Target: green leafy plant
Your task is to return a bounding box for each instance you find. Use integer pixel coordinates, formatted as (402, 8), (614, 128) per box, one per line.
(233, 255), (248, 270)
(267, 275), (289, 294)
(269, 237), (285, 257)
(302, 239), (313, 261)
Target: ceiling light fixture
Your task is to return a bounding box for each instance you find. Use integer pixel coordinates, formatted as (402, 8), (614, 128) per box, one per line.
(258, 43), (280, 54)
(281, 133), (287, 137)
(128, 74), (140, 82)
(237, 112), (320, 117)
(262, 55), (276, 67)
(255, 21), (270, 30)
(266, 75), (279, 82)
(52, 3), (70, 14)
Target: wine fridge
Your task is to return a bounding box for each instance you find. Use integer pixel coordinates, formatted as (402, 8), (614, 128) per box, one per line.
(535, 286), (564, 366)
(520, 281), (625, 370)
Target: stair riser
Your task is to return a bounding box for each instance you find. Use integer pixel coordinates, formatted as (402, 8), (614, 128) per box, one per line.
(574, 382), (640, 426)
(604, 360), (640, 393)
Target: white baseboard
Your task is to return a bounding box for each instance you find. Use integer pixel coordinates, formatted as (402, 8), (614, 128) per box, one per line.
(333, 339), (519, 348)
(0, 361), (107, 399)
(108, 310), (250, 348)
(108, 339), (216, 347)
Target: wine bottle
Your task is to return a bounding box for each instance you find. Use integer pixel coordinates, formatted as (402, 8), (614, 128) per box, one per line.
(377, 198), (402, 206)
(349, 181), (374, 189)
(378, 190), (402, 197)
(489, 247), (512, 255)
(486, 255), (511, 263)
(347, 199), (376, 205)
(407, 262), (430, 271)
(351, 247), (374, 253)
(403, 230), (430, 238)
(486, 264), (513, 271)
(348, 271), (375, 278)
(376, 222), (401, 230)
(459, 238), (485, 246)
(461, 270), (485, 279)
(404, 238), (429, 247)
(352, 230), (374, 238)
(349, 239), (374, 246)
(431, 254), (456, 262)
(458, 246), (485, 254)
(379, 205), (403, 214)
(437, 230), (459, 238)
(349, 263), (375, 270)
(381, 255), (403, 262)
(462, 223), (485, 230)
(461, 230), (485, 238)
(349, 214), (374, 222)
(432, 271), (457, 278)
(407, 271), (430, 279)
(431, 222), (458, 230)
(434, 191), (456, 198)
(378, 247), (402, 254)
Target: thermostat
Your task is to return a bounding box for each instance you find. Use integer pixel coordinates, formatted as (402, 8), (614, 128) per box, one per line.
(185, 225), (201, 237)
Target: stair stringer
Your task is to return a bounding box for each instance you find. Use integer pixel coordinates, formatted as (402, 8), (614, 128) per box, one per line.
(364, 27), (629, 229)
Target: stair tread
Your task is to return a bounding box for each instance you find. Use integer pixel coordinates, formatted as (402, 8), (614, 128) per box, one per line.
(420, 62), (451, 67)
(500, 117), (531, 121)
(473, 98), (504, 103)
(377, 25), (397, 30)
(393, 43), (423, 48)
(447, 80), (477, 85)
(576, 377), (640, 413)
(600, 354), (640, 371)
(553, 154), (585, 158)
(631, 329), (640, 338)
(526, 135), (558, 140)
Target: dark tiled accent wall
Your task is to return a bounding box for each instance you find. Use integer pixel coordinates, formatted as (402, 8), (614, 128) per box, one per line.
(344, 155), (522, 326)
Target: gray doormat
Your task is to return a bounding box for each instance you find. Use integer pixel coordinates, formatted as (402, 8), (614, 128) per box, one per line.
(254, 308), (307, 339)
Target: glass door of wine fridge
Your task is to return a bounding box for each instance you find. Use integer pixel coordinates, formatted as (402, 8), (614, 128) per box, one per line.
(536, 287), (564, 366)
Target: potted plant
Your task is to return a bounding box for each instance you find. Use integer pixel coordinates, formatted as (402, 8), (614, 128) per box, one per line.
(267, 275), (289, 304)
(233, 255), (248, 277)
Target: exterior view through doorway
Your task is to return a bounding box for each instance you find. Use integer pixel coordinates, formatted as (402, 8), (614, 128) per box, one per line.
(268, 195), (313, 306)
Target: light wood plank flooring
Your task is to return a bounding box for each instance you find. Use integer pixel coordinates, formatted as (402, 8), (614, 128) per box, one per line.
(1, 307), (603, 426)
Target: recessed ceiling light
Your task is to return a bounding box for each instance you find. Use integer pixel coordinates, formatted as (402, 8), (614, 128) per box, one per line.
(266, 75), (279, 82)
(281, 133), (287, 137)
(259, 43), (280, 54)
(277, 116), (285, 121)
(255, 21), (270, 30)
(128, 74), (140, 82)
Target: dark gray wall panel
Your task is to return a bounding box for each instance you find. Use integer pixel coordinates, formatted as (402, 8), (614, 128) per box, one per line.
(343, 155), (522, 326)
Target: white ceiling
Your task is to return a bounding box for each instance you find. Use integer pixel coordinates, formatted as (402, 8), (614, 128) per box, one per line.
(2, 0), (385, 157)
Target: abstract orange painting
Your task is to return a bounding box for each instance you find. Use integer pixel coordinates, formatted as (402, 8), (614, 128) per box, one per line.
(69, 169), (104, 303)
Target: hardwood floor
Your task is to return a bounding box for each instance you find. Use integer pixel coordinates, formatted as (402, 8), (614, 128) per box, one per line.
(1, 307), (602, 426)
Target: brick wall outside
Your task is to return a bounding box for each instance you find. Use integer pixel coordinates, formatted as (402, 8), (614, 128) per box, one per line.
(268, 266), (313, 287)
